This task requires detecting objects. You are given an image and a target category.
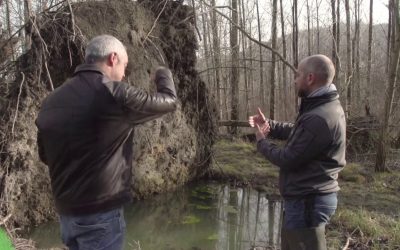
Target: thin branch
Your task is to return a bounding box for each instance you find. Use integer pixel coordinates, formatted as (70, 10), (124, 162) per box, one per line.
(147, 37), (165, 64)
(201, 0), (296, 72)
(143, 0), (168, 44)
(198, 66), (254, 74)
(66, 0), (76, 40)
(11, 72), (25, 135)
(44, 61), (54, 91)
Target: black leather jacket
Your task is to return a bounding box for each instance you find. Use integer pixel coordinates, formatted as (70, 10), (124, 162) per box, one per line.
(257, 91), (346, 198)
(36, 64), (177, 215)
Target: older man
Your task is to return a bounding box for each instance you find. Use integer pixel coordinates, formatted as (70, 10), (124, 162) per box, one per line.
(249, 55), (346, 250)
(36, 35), (177, 249)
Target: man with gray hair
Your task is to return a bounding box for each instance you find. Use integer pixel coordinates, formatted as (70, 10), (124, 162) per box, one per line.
(249, 54), (346, 250)
(36, 34), (177, 249)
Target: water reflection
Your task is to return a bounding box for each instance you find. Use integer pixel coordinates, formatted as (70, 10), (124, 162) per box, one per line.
(29, 183), (282, 250)
(214, 186), (282, 250)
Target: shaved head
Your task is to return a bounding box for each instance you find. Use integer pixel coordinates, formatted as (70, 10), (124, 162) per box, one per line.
(299, 54), (335, 85)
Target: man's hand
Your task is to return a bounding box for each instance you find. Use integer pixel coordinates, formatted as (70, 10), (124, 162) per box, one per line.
(255, 124), (269, 141)
(249, 108), (270, 141)
(249, 107), (267, 127)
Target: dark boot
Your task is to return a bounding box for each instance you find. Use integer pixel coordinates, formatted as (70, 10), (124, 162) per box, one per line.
(280, 226), (327, 250)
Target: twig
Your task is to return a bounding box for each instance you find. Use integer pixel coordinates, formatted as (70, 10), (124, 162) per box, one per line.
(201, 0), (296, 72)
(0, 214), (12, 226)
(44, 61), (54, 91)
(65, 0), (76, 41)
(147, 37), (165, 64)
(143, 0), (168, 44)
(11, 72), (25, 135)
(191, 0), (202, 41)
(342, 236), (351, 250)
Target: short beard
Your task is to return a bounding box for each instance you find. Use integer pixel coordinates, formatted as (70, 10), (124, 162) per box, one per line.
(297, 89), (308, 98)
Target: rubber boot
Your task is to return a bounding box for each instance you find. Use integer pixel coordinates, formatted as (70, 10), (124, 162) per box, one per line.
(280, 226), (327, 250)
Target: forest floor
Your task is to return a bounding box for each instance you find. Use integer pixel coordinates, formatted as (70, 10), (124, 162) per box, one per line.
(210, 138), (400, 250)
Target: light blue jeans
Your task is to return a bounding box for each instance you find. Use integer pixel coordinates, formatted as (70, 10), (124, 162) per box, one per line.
(59, 207), (125, 250)
(283, 193), (337, 229)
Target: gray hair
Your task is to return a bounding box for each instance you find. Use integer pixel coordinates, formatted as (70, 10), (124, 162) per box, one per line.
(85, 35), (127, 64)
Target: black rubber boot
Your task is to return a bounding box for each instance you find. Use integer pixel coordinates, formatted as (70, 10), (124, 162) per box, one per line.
(280, 226), (327, 250)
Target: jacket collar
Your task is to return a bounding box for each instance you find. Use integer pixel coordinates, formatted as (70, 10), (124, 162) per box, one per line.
(74, 64), (104, 75)
(299, 91), (339, 114)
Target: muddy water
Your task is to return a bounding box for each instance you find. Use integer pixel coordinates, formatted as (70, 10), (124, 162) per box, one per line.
(29, 183), (282, 250)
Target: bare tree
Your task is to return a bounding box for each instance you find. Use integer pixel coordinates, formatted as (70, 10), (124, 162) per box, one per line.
(200, 1), (212, 90)
(5, 0), (15, 61)
(375, 0), (400, 172)
(366, 0), (373, 115)
(345, 0), (352, 116)
(211, 0), (222, 119)
(24, 0), (32, 50)
(280, 0), (289, 119)
(230, 0), (239, 135)
(239, 0), (249, 117)
(270, 0), (278, 119)
(306, 0), (311, 56)
(292, 0), (299, 110)
(336, 0), (341, 92)
(331, 0), (338, 83)
(315, 0), (322, 53)
(256, 0), (265, 109)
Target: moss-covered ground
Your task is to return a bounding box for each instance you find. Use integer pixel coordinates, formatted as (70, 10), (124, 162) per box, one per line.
(210, 138), (400, 250)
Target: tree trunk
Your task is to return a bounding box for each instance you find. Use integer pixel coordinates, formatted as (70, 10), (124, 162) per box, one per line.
(239, 0), (249, 117)
(248, 14), (255, 113)
(331, 0), (337, 76)
(280, 0), (288, 119)
(230, 0), (239, 135)
(5, 0), (15, 61)
(200, 1), (212, 90)
(316, 0), (321, 53)
(306, 0), (311, 56)
(256, 0), (265, 109)
(375, 0), (400, 172)
(270, 0), (278, 119)
(336, 0), (341, 92)
(292, 0), (299, 111)
(354, 0), (361, 113)
(211, 0), (222, 119)
(24, 0), (32, 50)
(386, 1), (392, 73)
(345, 0), (352, 117)
(366, 0), (373, 116)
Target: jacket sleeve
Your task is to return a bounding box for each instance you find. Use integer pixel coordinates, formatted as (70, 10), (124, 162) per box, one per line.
(37, 131), (48, 165)
(268, 119), (295, 140)
(104, 67), (177, 125)
(258, 115), (332, 172)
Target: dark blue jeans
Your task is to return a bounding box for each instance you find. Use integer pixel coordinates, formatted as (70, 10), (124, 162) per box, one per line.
(60, 207), (126, 250)
(283, 193), (337, 229)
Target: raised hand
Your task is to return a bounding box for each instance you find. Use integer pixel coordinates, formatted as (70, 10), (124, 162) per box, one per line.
(249, 107), (268, 127)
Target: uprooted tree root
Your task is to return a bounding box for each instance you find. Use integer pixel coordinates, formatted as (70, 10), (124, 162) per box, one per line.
(1, 1), (217, 246)
(0, 2), (86, 247)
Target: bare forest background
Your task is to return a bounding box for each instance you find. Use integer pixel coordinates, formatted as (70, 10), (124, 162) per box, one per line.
(0, 0), (399, 172)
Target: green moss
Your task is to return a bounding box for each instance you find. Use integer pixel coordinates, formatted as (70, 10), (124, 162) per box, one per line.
(331, 208), (400, 249)
(207, 233), (218, 241)
(195, 204), (212, 210)
(340, 163), (367, 183)
(212, 139), (278, 186)
(181, 215), (201, 224)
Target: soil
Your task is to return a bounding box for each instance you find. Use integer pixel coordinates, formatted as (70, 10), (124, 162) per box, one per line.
(0, 0), (216, 232)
